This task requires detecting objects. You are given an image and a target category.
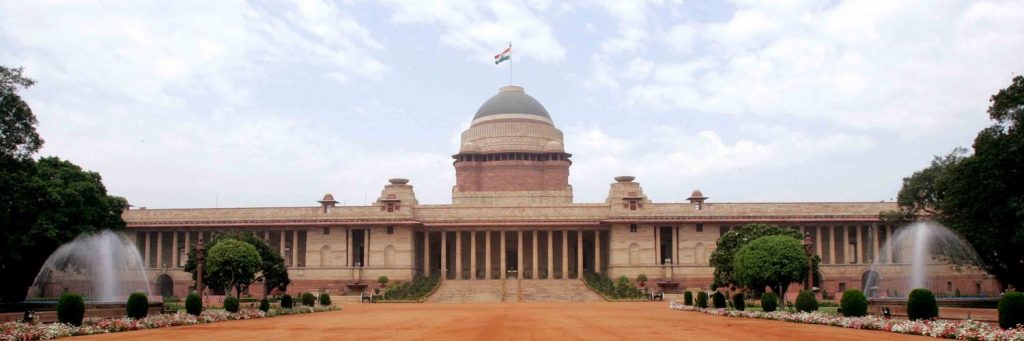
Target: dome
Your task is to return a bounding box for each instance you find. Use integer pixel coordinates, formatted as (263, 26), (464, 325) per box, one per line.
(473, 86), (550, 120)
(321, 193), (335, 201)
(460, 142), (481, 153)
(543, 141), (564, 152)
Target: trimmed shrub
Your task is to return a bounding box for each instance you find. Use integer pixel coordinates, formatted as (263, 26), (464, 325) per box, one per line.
(126, 292), (149, 319)
(907, 288), (939, 320)
(259, 298), (271, 312)
(696, 291), (709, 308)
(302, 292), (316, 307)
(319, 293), (331, 306)
(224, 296), (240, 313)
(378, 276), (389, 285)
(712, 292), (727, 308)
(281, 294), (294, 308)
(185, 293), (202, 316)
(840, 289), (868, 317)
(684, 291), (693, 306)
(57, 292), (85, 326)
(761, 292), (778, 312)
(637, 274), (648, 284)
(999, 291), (1024, 329)
(732, 293), (746, 311)
(795, 290), (818, 312)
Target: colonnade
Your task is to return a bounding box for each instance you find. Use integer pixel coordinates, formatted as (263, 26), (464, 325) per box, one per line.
(422, 228), (604, 280)
(138, 229), (305, 269)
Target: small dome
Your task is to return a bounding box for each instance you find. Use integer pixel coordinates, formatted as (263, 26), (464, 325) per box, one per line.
(460, 142), (480, 153)
(320, 193), (336, 202)
(389, 178), (409, 185)
(614, 176), (635, 183)
(473, 86), (550, 120)
(543, 141), (564, 152)
(690, 190), (705, 198)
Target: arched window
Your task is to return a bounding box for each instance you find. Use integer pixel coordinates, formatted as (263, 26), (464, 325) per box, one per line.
(156, 274), (174, 298)
(628, 243), (640, 265)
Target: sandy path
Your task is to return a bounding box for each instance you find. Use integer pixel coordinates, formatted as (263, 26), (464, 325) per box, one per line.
(75, 302), (930, 340)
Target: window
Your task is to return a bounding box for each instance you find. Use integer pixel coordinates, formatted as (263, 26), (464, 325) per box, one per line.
(323, 227), (330, 235)
(696, 224), (704, 232)
(839, 282), (847, 292)
(386, 226), (394, 234)
(628, 200), (638, 210)
(629, 224), (638, 233)
(947, 281), (953, 292)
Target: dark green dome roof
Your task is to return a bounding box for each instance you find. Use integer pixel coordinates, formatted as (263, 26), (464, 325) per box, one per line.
(473, 86), (551, 120)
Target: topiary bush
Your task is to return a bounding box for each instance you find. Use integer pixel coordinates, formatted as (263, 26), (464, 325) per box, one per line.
(224, 296), (240, 313)
(259, 298), (270, 312)
(795, 290), (818, 312)
(684, 291), (693, 306)
(999, 291), (1024, 329)
(302, 292), (316, 307)
(186, 292), (202, 316)
(281, 294), (294, 308)
(907, 288), (939, 320)
(57, 292), (85, 326)
(761, 292), (778, 312)
(732, 293), (746, 311)
(696, 291), (709, 308)
(840, 289), (868, 317)
(319, 293), (331, 306)
(126, 292), (149, 319)
(712, 292), (726, 308)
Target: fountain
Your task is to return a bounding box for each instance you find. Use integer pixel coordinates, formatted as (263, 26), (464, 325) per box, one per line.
(864, 221), (999, 314)
(25, 230), (150, 302)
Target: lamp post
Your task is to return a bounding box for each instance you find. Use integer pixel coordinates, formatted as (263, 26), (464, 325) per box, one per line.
(803, 232), (813, 291)
(196, 236), (206, 303)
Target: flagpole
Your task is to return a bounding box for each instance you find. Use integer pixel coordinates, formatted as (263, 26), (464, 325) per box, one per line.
(508, 42), (512, 85)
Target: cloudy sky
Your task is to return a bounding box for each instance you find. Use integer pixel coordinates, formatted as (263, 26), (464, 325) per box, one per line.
(2, 0), (1022, 208)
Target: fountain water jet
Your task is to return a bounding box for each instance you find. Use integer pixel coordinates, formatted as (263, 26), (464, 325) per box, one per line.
(864, 221), (984, 297)
(25, 230), (150, 302)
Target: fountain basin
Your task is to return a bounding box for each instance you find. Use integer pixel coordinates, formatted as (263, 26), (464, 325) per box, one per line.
(0, 301), (165, 323)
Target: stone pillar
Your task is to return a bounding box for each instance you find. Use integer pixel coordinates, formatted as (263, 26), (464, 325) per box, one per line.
(547, 230), (553, 279)
(441, 231), (447, 279)
(424, 230), (430, 276)
(517, 229), (524, 279)
(292, 229), (299, 267)
(280, 230), (286, 260)
(595, 230), (602, 274)
(561, 230), (568, 279)
(889, 226), (896, 263)
(532, 230), (538, 279)
(363, 228), (370, 267)
(485, 230), (492, 279)
(157, 231), (163, 268)
(672, 226), (679, 265)
(873, 225), (881, 263)
(500, 230), (507, 280)
(470, 231), (477, 280)
(654, 226), (660, 265)
(172, 231), (179, 268)
(577, 228), (583, 278)
(184, 231), (191, 266)
(144, 231), (151, 268)
(830, 226), (837, 265)
(815, 226), (822, 259)
(344, 228), (350, 267)
(455, 230), (462, 280)
(856, 225), (863, 264)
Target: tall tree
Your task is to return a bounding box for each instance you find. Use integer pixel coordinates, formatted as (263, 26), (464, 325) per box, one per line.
(184, 231), (290, 297)
(0, 66), (42, 160)
(732, 235), (809, 303)
(889, 75), (1024, 290)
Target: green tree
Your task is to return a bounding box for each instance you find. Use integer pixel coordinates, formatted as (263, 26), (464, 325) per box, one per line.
(204, 239), (262, 297)
(732, 235), (809, 304)
(710, 223), (810, 288)
(0, 66), (42, 160)
(184, 231), (290, 297)
(888, 76), (1024, 290)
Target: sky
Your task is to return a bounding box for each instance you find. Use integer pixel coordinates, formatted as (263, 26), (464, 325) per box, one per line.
(1, 0), (1022, 208)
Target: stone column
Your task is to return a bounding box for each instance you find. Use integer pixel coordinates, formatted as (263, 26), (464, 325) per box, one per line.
(517, 229), (524, 279)
(829, 226), (837, 265)
(672, 226), (679, 265)
(595, 230), (602, 274)
(280, 230), (286, 260)
(363, 228), (370, 267)
(547, 230), (554, 279)
(455, 230), (462, 280)
(577, 228), (583, 278)
(144, 231), (151, 268)
(856, 226), (863, 264)
(293, 229), (299, 267)
(561, 230), (568, 279)
(532, 230), (538, 279)
(157, 231), (163, 268)
(441, 231), (447, 279)
(873, 225), (881, 263)
(172, 231), (179, 268)
(470, 231), (477, 280)
(344, 228), (350, 267)
(654, 226), (661, 265)
(500, 230), (507, 280)
(485, 230), (492, 279)
(889, 226), (896, 263)
(815, 226), (822, 259)
(184, 231), (191, 267)
(423, 230), (430, 276)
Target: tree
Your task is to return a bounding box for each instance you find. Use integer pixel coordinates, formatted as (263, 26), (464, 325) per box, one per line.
(888, 76), (1024, 290)
(0, 66), (42, 160)
(709, 223), (805, 288)
(732, 235), (809, 304)
(204, 239), (262, 297)
(184, 231), (290, 297)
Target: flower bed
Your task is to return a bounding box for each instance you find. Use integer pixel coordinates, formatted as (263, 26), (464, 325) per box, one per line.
(669, 302), (1024, 340)
(1, 306), (339, 341)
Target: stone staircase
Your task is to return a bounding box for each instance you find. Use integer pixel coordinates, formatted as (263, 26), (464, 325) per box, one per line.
(519, 280), (604, 302)
(502, 279), (520, 302)
(427, 280), (504, 303)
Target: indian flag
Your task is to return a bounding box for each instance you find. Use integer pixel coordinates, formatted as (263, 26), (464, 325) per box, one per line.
(494, 45), (511, 65)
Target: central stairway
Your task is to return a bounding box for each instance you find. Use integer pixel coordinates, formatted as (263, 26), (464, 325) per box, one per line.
(427, 280), (504, 303)
(519, 280), (604, 302)
(426, 279), (604, 303)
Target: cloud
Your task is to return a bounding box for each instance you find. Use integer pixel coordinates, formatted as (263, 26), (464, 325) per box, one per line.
(382, 0), (566, 63)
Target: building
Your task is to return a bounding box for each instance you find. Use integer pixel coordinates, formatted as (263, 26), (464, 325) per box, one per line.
(124, 85), (997, 299)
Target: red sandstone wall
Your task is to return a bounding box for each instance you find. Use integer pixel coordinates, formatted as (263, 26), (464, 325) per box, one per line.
(455, 160), (569, 192)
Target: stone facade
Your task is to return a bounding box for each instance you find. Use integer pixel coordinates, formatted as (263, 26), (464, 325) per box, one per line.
(124, 85), (999, 299)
